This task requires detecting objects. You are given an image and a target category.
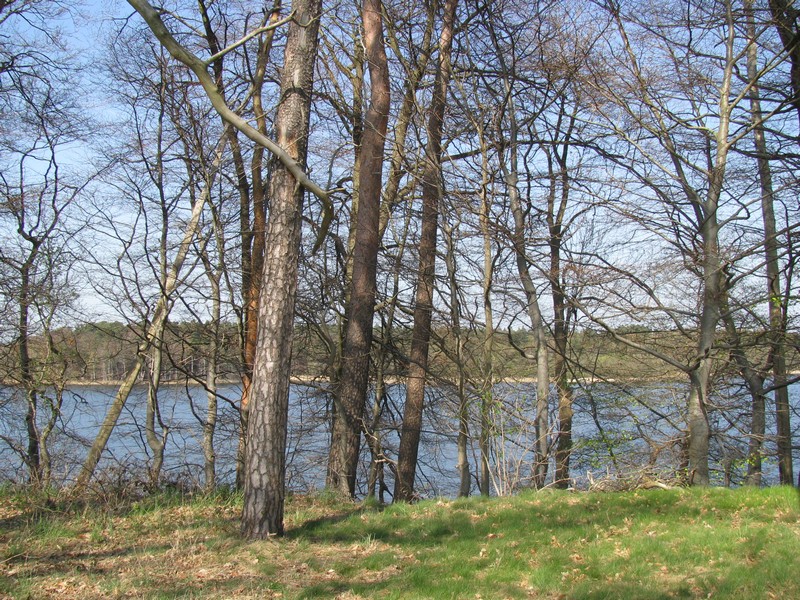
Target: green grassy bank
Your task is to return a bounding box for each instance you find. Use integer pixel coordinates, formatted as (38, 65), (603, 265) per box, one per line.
(1, 486), (798, 599)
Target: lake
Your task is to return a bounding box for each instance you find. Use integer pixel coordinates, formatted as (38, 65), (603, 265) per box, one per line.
(0, 380), (797, 496)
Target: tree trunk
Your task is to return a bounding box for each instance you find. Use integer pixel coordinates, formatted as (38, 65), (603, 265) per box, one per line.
(552, 319), (573, 488)
(37, 327), (67, 489)
(549, 121), (575, 489)
(767, 0), (797, 487)
(144, 334), (168, 488)
(197, 0), (277, 490)
(507, 166), (550, 489)
(38, 389), (62, 490)
(369, 197), (412, 502)
(326, 0), (390, 497)
(202, 241), (222, 493)
(741, 0), (772, 486)
(366, 348), (386, 501)
(488, 16), (550, 489)
(443, 219), (471, 497)
(238, 5), (280, 489)
(479, 392), (492, 497)
(478, 140), (493, 497)
(76, 355), (145, 490)
(685, 119), (727, 487)
(720, 295), (766, 486)
(500, 136), (550, 488)
(204, 329), (219, 494)
(19, 257), (41, 484)
(395, 0), (458, 502)
(240, 0), (320, 538)
(129, 0), (326, 492)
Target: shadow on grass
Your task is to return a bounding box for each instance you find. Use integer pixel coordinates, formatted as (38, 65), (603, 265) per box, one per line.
(296, 577), (394, 599)
(279, 489), (800, 599)
(287, 505), (376, 540)
(3, 543), (171, 576)
(288, 489), (696, 548)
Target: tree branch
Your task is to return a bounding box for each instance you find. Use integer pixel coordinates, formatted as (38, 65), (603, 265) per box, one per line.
(126, 0), (330, 207)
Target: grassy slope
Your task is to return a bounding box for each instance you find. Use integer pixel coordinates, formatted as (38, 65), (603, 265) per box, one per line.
(1, 486), (798, 599)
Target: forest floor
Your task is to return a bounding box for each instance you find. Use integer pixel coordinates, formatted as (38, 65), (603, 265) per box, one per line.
(1, 485), (798, 599)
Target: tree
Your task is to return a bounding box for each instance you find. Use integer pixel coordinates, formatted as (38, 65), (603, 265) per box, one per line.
(326, 0), (391, 498)
(128, 0), (325, 534)
(765, 0), (798, 486)
(76, 21), (233, 489)
(0, 0), (91, 487)
(194, 0), (279, 488)
(239, 0), (322, 537)
(76, 133), (226, 490)
(395, 0), (459, 502)
(0, 134), (85, 486)
(579, 0), (768, 485)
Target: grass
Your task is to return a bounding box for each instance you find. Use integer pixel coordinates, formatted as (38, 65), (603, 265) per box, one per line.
(1, 485), (798, 599)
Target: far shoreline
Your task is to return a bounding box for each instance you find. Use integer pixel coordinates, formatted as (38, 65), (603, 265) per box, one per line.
(3, 373), (736, 389)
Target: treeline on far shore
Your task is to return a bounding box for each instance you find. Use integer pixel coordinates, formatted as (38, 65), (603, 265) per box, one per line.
(1, 319), (795, 387)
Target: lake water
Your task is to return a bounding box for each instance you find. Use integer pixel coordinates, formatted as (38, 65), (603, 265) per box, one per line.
(1, 380), (797, 496)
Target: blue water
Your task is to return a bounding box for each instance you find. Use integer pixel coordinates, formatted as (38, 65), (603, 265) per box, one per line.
(0, 380), (797, 495)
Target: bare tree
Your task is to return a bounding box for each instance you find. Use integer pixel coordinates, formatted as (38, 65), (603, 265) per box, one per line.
(0, 137), (86, 486)
(76, 132), (227, 491)
(765, 0), (798, 485)
(579, 0), (769, 485)
(0, 0), (92, 487)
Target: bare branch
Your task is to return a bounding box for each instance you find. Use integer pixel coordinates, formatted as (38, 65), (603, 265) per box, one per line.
(126, 0), (330, 205)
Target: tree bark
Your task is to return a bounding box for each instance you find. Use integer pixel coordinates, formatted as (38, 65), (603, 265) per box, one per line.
(395, 0), (458, 502)
(326, 0), (390, 497)
(240, 0), (321, 537)
(442, 218), (471, 497)
(199, 207), (223, 492)
(549, 114), (576, 489)
(144, 336), (167, 488)
(479, 137), (493, 497)
(19, 254), (41, 483)
(767, 0), (797, 486)
(741, 0), (771, 486)
(196, 0), (277, 489)
(76, 355), (145, 490)
(204, 278), (220, 493)
(685, 106), (727, 487)
(238, 4), (280, 489)
(506, 166), (550, 489)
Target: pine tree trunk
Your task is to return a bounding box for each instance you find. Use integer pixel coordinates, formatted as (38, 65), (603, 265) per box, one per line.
(326, 0), (390, 497)
(395, 0), (458, 502)
(240, 0), (321, 537)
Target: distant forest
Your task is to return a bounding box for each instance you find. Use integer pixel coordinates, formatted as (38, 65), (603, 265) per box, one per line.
(2, 319), (794, 385)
